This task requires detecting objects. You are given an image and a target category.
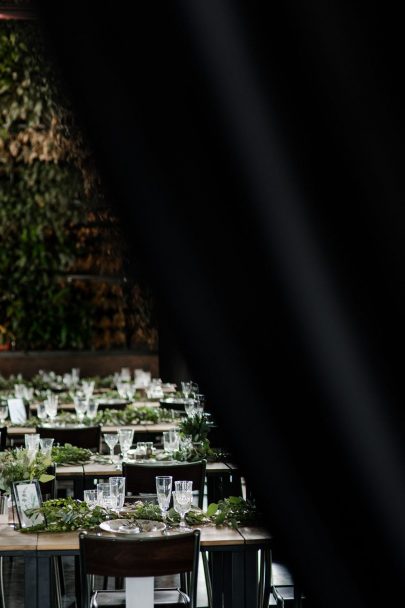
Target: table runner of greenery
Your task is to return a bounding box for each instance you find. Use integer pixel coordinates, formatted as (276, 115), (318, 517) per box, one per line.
(21, 496), (258, 533)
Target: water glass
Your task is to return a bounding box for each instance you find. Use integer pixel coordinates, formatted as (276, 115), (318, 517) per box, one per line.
(120, 367), (131, 382)
(44, 393), (58, 422)
(155, 475), (172, 522)
(25, 433), (40, 452)
(116, 381), (128, 400)
(109, 477), (126, 510)
(23, 386), (34, 401)
(73, 395), (88, 422)
(39, 437), (54, 458)
(0, 404), (8, 424)
(118, 428), (134, 460)
(14, 384), (25, 399)
(104, 433), (119, 459)
(37, 402), (47, 421)
(82, 380), (95, 400)
(125, 383), (136, 401)
(163, 430), (180, 454)
(86, 401), (98, 420)
(83, 489), (98, 508)
(97, 482), (116, 509)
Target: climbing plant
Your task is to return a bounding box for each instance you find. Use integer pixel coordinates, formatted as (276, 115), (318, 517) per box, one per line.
(0, 22), (158, 351)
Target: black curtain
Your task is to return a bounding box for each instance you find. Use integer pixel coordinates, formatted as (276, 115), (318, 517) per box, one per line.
(37, 2), (405, 606)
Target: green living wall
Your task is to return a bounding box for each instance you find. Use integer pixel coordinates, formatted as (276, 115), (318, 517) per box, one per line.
(0, 22), (157, 351)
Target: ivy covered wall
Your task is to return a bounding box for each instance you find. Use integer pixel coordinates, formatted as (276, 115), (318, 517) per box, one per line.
(0, 22), (157, 351)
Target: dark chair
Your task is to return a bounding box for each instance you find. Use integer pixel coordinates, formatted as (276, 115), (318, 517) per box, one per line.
(122, 460), (207, 509)
(36, 425), (101, 451)
(0, 427), (7, 451)
(79, 530), (200, 608)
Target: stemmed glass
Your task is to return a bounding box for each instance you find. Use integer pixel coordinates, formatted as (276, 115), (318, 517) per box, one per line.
(155, 475), (172, 525)
(104, 433), (119, 461)
(118, 428), (134, 461)
(0, 403), (8, 425)
(181, 381), (192, 400)
(81, 380), (95, 401)
(172, 481), (193, 530)
(86, 401), (98, 421)
(72, 394), (88, 423)
(44, 393), (58, 423)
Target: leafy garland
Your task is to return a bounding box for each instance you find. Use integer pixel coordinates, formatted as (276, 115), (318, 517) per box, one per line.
(51, 444), (93, 465)
(21, 496), (257, 533)
(23, 497), (116, 533)
(0, 448), (54, 494)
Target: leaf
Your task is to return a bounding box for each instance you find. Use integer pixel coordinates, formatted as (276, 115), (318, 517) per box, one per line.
(206, 503), (218, 517)
(39, 473), (55, 484)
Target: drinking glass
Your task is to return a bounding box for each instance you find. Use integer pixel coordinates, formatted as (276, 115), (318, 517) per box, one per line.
(136, 442), (147, 459)
(44, 393), (58, 422)
(0, 404), (8, 424)
(23, 386), (34, 401)
(109, 477), (126, 511)
(193, 394), (205, 416)
(125, 383), (137, 401)
(181, 381), (192, 399)
(83, 489), (98, 508)
(172, 483), (193, 530)
(86, 401), (98, 420)
(71, 368), (80, 386)
(118, 428), (134, 461)
(73, 395), (88, 423)
(14, 384), (25, 399)
(189, 382), (199, 399)
(184, 399), (196, 418)
(155, 475), (172, 523)
(104, 433), (119, 460)
(25, 433), (40, 452)
(37, 402), (47, 421)
(116, 382), (128, 400)
(82, 380), (95, 400)
(120, 368), (131, 382)
(39, 437), (54, 458)
(97, 482), (116, 509)
(163, 430), (180, 455)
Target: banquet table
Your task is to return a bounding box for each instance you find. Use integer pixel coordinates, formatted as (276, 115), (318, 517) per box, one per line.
(0, 522), (271, 608)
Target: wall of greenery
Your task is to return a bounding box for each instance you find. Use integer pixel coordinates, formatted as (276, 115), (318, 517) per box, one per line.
(0, 22), (157, 351)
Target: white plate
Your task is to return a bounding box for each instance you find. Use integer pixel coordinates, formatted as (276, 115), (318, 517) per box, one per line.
(99, 518), (166, 535)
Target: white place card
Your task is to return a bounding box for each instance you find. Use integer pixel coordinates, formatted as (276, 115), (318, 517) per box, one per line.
(8, 398), (27, 424)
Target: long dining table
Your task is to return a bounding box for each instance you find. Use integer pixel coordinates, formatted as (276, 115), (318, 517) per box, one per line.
(0, 521), (271, 608)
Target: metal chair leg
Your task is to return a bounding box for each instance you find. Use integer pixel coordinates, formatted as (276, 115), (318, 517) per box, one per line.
(0, 557), (6, 608)
(201, 551), (213, 608)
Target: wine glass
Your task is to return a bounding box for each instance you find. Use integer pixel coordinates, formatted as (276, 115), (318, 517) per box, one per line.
(172, 481), (193, 530)
(104, 433), (119, 461)
(155, 475), (172, 524)
(82, 380), (95, 400)
(118, 428), (134, 461)
(181, 381), (192, 400)
(72, 394), (88, 423)
(44, 393), (58, 423)
(0, 403), (8, 425)
(86, 401), (98, 420)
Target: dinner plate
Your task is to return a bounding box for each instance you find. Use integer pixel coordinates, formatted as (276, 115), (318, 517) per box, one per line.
(99, 518), (166, 535)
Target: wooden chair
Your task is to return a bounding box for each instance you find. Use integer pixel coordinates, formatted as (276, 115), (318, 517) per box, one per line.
(0, 427), (7, 451)
(79, 530), (200, 608)
(122, 460), (207, 509)
(36, 425), (101, 451)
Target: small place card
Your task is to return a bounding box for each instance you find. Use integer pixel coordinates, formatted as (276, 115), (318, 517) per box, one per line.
(8, 398), (27, 424)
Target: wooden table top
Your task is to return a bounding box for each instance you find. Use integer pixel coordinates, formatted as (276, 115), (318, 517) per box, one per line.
(0, 522), (253, 552)
(55, 460), (233, 477)
(6, 422), (179, 436)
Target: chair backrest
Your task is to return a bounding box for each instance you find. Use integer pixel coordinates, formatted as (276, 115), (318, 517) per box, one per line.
(0, 426), (7, 451)
(122, 460), (207, 508)
(36, 426), (101, 451)
(79, 530), (200, 607)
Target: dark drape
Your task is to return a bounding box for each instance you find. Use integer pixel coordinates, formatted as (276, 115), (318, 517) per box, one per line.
(37, 2), (405, 606)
